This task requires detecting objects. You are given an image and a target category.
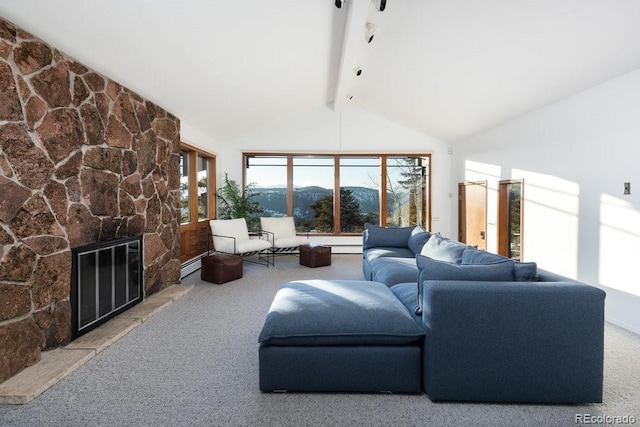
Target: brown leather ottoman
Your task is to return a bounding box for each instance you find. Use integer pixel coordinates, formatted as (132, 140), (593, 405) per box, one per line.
(201, 253), (243, 284)
(299, 244), (331, 268)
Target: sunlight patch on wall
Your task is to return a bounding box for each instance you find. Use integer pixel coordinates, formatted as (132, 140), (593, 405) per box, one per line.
(513, 169), (580, 278)
(600, 194), (640, 297)
(464, 160), (501, 183)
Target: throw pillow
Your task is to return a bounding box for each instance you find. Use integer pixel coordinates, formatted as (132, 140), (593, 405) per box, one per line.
(462, 247), (538, 281)
(513, 261), (538, 281)
(420, 233), (466, 263)
(461, 247), (509, 265)
(408, 226), (432, 255)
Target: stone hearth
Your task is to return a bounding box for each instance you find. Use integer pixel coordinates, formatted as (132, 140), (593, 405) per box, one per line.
(0, 17), (181, 383)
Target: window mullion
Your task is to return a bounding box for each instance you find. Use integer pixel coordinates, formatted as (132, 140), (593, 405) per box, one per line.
(189, 151), (198, 223)
(287, 155), (293, 216)
(208, 157), (216, 220)
(381, 156), (387, 227)
(334, 155), (340, 235)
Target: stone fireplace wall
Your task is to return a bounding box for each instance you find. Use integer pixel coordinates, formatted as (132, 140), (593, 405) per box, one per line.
(0, 18), (181, 383)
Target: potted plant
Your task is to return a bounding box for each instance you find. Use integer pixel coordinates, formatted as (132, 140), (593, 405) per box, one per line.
(215, 172), (263, 229)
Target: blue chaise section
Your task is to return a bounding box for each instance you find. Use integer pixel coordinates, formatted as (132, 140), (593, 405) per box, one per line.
(258, 280), (424, 393)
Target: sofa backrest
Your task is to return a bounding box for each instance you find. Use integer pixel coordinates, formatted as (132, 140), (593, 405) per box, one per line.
(363, 224), (414, 250)
(362, 223), (431, 253)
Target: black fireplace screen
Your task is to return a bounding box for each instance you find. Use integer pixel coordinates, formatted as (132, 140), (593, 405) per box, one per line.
(71, 235), (143, 339)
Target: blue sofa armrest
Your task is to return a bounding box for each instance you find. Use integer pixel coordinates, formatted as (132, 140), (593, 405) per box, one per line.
(421, 279), (605, 403)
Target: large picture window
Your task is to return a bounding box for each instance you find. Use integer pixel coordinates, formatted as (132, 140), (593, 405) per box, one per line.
(339, 157), (379, 232)
(293, 156), (334, 233)
(244, 153), (430, 235)
(386, 156), (428, 228)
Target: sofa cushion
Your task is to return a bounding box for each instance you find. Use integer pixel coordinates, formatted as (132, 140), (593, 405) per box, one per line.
(461, 247), (538, 281)
(259, 280), (424, 346)
(370, 257), (419, 286)
(408, 227), (432, 255)
(417, 254), (515, 282)
(420, 233), (466, 263)
(390, 282), (423, 324)
(363, 223), (414, 250)
(461, 247), (506, 265)
(364, 247), (415, 262)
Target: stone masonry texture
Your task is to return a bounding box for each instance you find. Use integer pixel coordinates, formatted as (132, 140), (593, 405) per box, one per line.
(0, 17), (181, 383)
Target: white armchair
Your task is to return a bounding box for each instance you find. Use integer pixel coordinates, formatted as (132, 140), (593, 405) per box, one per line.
(209, 218), (273, 266)
(260, 216), (310, 254)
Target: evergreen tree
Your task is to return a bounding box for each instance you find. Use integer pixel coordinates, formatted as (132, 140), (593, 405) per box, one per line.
(310, 188), (366, 233)
(340, 188), (363, 233)
(310, 193), (334, 232)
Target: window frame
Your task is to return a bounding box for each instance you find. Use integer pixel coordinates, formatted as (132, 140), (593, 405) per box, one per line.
(243, 153), (431, 235)
(498, 179), (524, 261)
(179, 142), (216, 263)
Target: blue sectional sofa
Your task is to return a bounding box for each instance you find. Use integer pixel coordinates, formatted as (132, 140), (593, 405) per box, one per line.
(258, 224), (605, 403)
(362, 224), (606, 403)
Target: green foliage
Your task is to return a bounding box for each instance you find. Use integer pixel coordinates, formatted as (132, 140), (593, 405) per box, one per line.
(216, 173), (263, 229)
(310, 188), (369, 233)
(179, 180), (190, 223)
(387, 157), (426, 227)
(310, 194), (334, 233)
(339, 188), (364, 233)
(508, 184), (522, 236)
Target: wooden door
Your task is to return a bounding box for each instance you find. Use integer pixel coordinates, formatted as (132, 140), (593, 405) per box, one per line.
(458, 181), (487, 250)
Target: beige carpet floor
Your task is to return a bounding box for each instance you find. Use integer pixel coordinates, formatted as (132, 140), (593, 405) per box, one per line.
(0, 254), (638, 426)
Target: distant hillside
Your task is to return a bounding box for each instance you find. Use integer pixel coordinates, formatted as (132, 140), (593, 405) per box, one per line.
(254, 185), (384, 218)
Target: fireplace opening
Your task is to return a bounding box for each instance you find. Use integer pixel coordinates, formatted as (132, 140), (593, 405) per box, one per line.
(71, 235), (143, 339)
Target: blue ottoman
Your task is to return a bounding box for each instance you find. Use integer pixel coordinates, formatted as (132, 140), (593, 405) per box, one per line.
(258, 279), (425, 393)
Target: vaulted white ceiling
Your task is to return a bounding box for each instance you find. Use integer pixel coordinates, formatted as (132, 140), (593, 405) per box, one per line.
(3, 0), (640, 143)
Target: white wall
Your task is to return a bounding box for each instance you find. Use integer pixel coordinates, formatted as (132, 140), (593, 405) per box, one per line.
(180, 122), (223, 154)
(193, 105), (454, 250)
(452, 69), (640, 334)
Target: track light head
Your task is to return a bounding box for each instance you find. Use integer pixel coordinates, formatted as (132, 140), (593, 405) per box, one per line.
(335, 0), (343, 8)
(365, 22), (376, 43)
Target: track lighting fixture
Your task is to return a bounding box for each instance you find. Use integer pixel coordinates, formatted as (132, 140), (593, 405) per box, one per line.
(354, 67), (362, 76)
(375, 0), (386, 12)
(336, 0), (385, 11)
(365, 22), (376, 43)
